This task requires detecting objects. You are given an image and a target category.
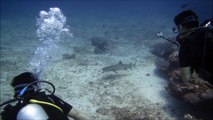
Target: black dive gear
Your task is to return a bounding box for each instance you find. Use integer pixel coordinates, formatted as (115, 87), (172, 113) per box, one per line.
(0, 80), (55, 107)
(0, 80), (62, 120)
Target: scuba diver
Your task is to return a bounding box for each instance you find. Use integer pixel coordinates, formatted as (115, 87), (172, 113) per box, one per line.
(173, 10), (213, 84)
(0, 72), (91, 120)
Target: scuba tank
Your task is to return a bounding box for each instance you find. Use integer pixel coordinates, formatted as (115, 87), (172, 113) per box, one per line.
(17, 104), (49, 120)
(0, 80), (56, 120)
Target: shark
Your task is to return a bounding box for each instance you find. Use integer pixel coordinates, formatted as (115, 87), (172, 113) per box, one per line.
(102, 61), (135, 73)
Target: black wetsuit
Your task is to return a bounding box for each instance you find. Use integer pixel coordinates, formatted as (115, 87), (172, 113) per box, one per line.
(1, 92), (72, 120)
(177, 28), (213, 84)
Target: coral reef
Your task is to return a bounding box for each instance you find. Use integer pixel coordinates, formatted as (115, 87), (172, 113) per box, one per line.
(153, 43), (213, 119)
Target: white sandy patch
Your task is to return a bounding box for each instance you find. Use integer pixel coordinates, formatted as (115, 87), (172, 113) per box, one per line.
(39, 46), (177, 119)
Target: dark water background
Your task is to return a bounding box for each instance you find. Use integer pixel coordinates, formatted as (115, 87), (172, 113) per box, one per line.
(1, 0), (212, 52)
(1, 0), (213, 25)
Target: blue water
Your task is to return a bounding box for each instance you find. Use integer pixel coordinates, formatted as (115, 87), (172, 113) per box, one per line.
(1, 0), (212, 45)
(3, 1), (213, 13)
(1, 0), (212, 36)
(1, 0), (212, 74)
(1, 0), (213, 119)
(1, 0), (212, 24)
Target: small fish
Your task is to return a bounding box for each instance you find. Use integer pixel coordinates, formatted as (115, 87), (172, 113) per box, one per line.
(102, 61), (135, 73)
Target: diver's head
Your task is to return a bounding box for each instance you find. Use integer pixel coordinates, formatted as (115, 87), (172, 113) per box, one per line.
(11, 72), (40, 97)
(173, 10), (199, 33)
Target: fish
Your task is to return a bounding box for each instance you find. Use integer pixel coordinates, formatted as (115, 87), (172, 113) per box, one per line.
(102, 61), (135, 73)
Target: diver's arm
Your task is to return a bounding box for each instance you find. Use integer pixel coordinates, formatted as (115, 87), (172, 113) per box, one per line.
(180, 67), (191, 82)
(68, 108), (91, 120)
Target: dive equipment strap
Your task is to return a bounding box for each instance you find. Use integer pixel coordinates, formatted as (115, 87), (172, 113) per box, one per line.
(29, 99), (63, 113)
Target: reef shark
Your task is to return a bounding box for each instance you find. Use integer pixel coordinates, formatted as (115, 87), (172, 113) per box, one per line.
(102, 61), (135, 73)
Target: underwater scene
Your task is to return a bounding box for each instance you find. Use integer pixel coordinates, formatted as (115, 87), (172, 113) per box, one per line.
(0, 0), (213, 120)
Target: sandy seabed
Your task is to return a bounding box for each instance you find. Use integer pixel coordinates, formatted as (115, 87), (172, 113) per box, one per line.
(0, 14), (187, 120)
